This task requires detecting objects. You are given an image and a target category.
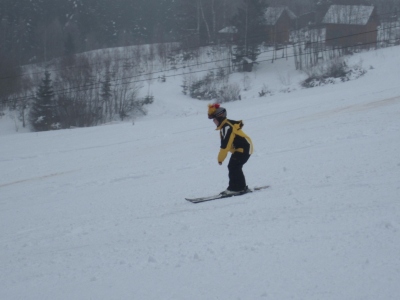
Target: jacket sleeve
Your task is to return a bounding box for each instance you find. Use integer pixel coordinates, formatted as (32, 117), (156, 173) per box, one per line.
(217, 124), (235, 163)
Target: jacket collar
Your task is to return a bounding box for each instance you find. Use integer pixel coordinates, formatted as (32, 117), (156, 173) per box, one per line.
(216, 118), (228, 130)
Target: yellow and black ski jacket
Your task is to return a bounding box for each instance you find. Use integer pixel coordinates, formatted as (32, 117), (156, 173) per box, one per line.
(216, 119), (253, 164)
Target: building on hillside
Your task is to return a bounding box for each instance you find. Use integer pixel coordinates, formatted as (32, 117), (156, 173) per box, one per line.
(264, 7), (297, 46)
(297, 12), (317, 30)
(241, 57), (254, 72)
(217, 26), (238, 44)
(322, 5), (379, 49)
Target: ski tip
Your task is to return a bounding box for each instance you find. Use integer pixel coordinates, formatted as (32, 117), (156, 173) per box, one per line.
(253, 185), (270, 190)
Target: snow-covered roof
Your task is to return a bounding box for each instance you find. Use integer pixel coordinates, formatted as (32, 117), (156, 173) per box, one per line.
(242, 57), (254, 64)
(218, 26), (238, 34)
(264, 7), (297, 26)
(322, 5), (375, 26)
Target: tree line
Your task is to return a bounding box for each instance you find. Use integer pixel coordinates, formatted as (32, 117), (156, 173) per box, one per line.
(0, 0), (267, 132)
(1, 0), (398, 66)
(0, 0), (243, 66)
(1, 0), (400, 131)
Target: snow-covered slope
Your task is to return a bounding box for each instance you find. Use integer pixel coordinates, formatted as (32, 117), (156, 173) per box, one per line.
(1, 46), (400, 300)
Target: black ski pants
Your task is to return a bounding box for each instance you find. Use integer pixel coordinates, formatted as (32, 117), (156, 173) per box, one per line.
(227, 152), (250, 191)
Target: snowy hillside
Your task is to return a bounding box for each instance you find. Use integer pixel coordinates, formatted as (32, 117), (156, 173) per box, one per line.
(1, 45), (400, 300)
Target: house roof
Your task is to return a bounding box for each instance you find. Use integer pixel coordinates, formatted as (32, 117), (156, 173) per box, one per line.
(264, 7), (297, 26)
(218, 26), (238, 34)
(297, 11), (317, 29)
(242, 57), (254, 64)
(322, 5), (375, 26)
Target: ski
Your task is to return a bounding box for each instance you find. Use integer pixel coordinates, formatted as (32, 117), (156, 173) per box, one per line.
(185, 185), (269, 204)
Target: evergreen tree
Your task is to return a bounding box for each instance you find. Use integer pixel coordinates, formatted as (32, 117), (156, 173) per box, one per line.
(101, 71), (114, 122)
(62, 32), (76, 66)
(231, 0), (268, 65)
(0, 49), (23, 101)
(29, 70), (58, 131)
(64, 32), (76, 57)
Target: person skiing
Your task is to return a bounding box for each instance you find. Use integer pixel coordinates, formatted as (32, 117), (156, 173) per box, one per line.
(208, 103), (253, 195)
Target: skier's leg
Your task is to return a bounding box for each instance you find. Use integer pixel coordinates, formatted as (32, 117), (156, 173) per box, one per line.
(228, 153), (250, 191)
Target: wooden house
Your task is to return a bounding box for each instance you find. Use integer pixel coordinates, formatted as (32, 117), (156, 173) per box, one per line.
(264, 7), (297, 45)
(241, 57), (254, 72)
(217, 26), (238, 44)
(322, 5), (379, 49)
(297, 12), (317, 30)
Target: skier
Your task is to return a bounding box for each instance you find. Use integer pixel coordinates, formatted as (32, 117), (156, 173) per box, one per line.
(208, 103), (253, 195)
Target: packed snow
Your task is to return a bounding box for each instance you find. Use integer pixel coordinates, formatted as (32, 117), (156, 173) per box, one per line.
(1, 45), (400, 300)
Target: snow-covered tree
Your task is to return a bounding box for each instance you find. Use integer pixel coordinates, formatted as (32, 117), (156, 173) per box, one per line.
(29, 71), (58, 131)
(231, 0), (268, 65)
